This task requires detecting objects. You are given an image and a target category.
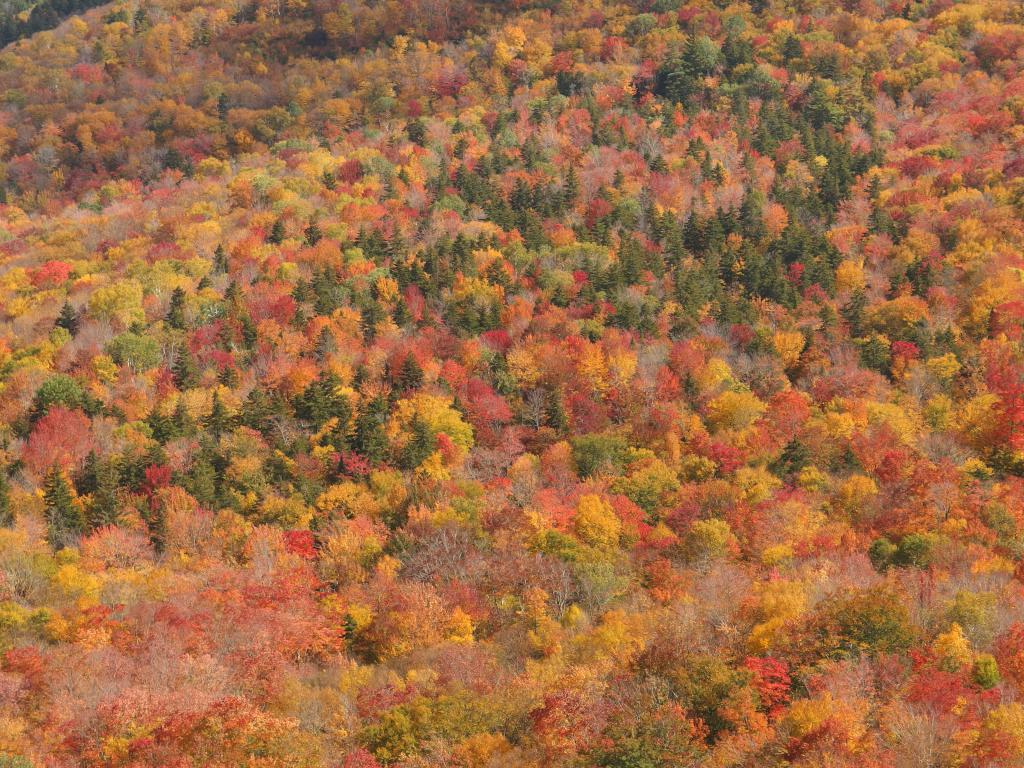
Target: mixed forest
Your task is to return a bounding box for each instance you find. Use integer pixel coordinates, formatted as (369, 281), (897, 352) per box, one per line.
(0, 0), (1023, 765)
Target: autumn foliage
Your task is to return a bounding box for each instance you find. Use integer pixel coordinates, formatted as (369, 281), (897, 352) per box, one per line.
(0, 0), (1021, 765)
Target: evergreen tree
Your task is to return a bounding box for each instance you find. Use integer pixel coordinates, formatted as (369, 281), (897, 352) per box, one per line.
(143, 500), (167, 554)
(842, 289), (868, 337)
(562, 167), (579, 207)
(43, 465), (84, 549)
(205, 391), (231, 439)
(56, 302), (80, 336)
(224, 280), (241, 306)
(0, 470), (11, 528)
(240, 313), (258, 349)
(406, 118), (426, 146)
(166, 287), (187, 330)
(186, 454), (219, 508)
(304, 217), (323, 246)
(397, 355), (424, 392)
(354, 396), (389, 463)
(213, 244), (229, 273)
(75, 451), (100, 496)
(546, 390), (569, 432)
(267, 218), (286, 245)
(315, 327), (337, 363)
(295, 373), (351, 428)
(392, 299), (411, 327)
(87, 458), (121, 530)
(400, 415), (436, 469)
(172, 347), (200, 389)
(170, 395), (193, 436)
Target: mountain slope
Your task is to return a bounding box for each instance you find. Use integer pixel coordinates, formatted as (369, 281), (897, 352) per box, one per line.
(0, 1), (1023, 766)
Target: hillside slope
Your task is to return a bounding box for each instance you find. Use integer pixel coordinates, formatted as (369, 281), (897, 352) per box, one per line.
(0, 0), (1023, 766)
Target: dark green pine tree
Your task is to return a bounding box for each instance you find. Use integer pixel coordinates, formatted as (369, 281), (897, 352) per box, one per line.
(148, 408), (177, 444)
(224, 279), (241, 306)
(218, 365), (240, 388)
(562, 166), (579, 209)
(397, 355), (424, 392)
(239, 313), (258, 350)
(213, 243), (230, 273)
(842, 289), (868, 337)
(172, 397), (194, 437)
(172, 347), (200, 389)
(267, 218), (286, 245)
(166, 287), (187, 330)
(239, 387), (276, 436)
(400, 415), (436, 470)
(186, 454), (219, 508)
(406, 118), (426, 146)
(392, 299), (411, 327)
(55, 301), (80, 336)
(546, 390), (569, 432)
(205, 391), (231, 439)
(87, 458), (122, 530)
(43, 465), (84, 549)
(0, 470), (11, 528)
(143, 500), (168, 554)
(295, 373), (351, 429)
(315, 327), (337, 363)
(360, 300), (385, 343)
(769, 438), (810, 479)
(354, 396), (390, 464)
(75, 450), (100, 496)
(304, 217), (323, 246)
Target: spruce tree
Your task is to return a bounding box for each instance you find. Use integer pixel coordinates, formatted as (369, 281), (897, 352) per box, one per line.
(546, 390), (569, 432)
(55, 302), (80, 336)
(205, 391), (230, 439)
(143, 501), (167, 555)
(172, 397), (194, 437)
(563, 167), (579, 207)
(401, 415), (436, 469)
(315, 327), (337, 363)
(267, 218), (286, 245)
(392, 300), (411, 327)
(213, 243), (229, 273)
(172, 347), (200, 389)
(304, 217), (323, 246)
(186, 454), (219, 508)
(354, 396), (389, 463)
(0, 470), (11, 528)
(43, 465), (84, 549)
(166, 287), (187, 330)
(397, 355), (424, 392)
(87, 459), (121, 530)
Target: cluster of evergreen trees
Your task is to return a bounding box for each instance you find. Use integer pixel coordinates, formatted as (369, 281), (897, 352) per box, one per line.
(0, 0), (112, 47)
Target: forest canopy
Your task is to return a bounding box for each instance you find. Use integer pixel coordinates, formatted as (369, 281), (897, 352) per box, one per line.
(0, 0), (1022, 765)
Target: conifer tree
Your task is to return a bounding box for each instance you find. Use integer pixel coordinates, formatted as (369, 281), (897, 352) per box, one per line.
(0, 470), (11, 528)
(213, 244), (229, 273)
(166, 287), (187, 330)
(304, 217), (323, 247)
(205, 391), (230, 439)
(172, 347), (199, 389)
(87, 458), (121, 530)
(43, 465), (83, 549)
(397, 355), (424, 392)
(401, 415), (436, 469)
(55, 301), (80, 336)
(267, 218), (286, 245)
